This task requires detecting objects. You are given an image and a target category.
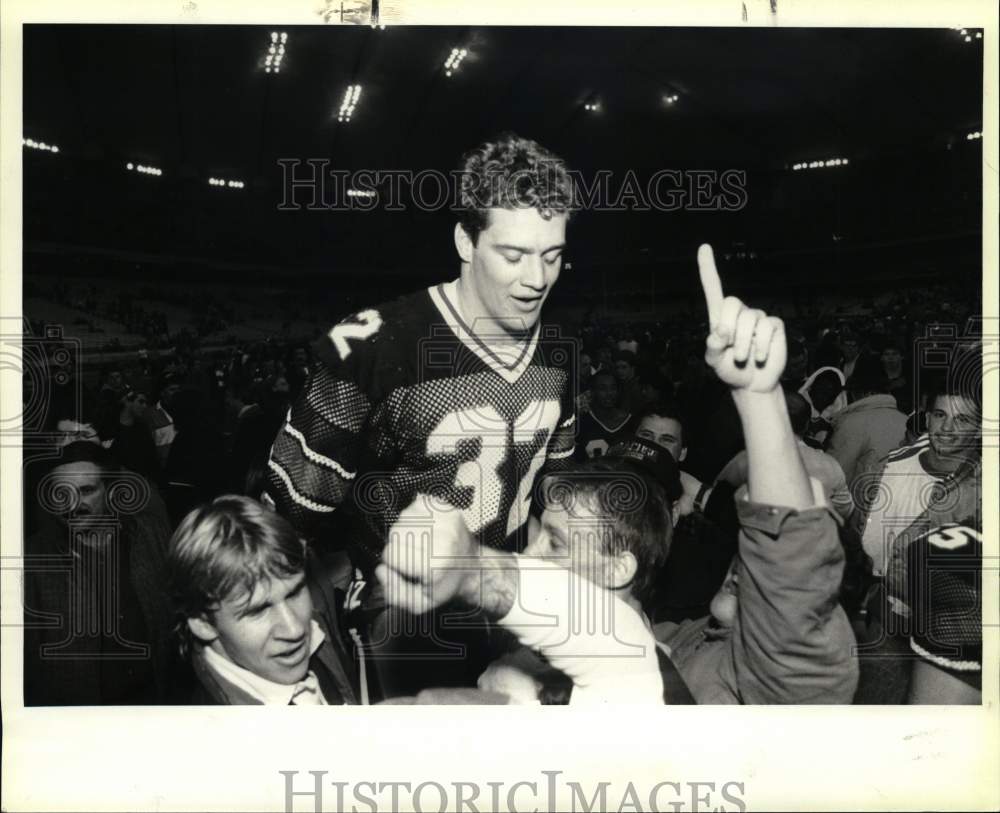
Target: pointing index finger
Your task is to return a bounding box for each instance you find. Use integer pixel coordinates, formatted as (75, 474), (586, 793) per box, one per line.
(697, 244), (724, 330)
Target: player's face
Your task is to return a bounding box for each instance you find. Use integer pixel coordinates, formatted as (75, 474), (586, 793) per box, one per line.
(636, 415), (686, 463)
(200, 571), (314, 685)
(592, 374), (618, 409)
(842, 339), (858, 360)
(927, 394), (980, 459)
(464, 207), (567, 335)
(525, 503), (617, 591)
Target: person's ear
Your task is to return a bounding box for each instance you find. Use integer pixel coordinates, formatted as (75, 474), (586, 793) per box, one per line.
(608, 550), (638, 591)
(679, 446), (688, 462)
(454, 223), (474, 265)
(187, 616), (219, 644)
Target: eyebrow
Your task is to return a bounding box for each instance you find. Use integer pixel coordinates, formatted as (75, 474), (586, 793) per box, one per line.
(236, 574), (306, 618)
(492, 242), (566, 255)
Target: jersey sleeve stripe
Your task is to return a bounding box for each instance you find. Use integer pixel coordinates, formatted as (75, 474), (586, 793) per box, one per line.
(283, 423), (357, 480)
(549, 445), (576, 460)
(267, 459), (338, 514)
(909, 638), (981, 672)
(886, 438), (930, 462)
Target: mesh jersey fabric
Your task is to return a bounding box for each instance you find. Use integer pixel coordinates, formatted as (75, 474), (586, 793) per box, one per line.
(267, 281), (577, 566)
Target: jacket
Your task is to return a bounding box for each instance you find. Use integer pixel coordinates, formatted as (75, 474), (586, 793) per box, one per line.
(189, 575), (360, 705)
(654, 491), (858, 704)
(826, 394), (906, 488)
(23, 484), (186, 705)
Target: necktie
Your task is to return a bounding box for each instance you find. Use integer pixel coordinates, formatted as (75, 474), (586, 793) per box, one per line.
(290, 672), (324, 705)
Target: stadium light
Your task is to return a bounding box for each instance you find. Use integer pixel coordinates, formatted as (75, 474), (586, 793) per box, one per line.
(23, 138), (60, 153)
(954, 27), (982, 42)
(966, 130), (983, 140)
(444, 47), (468, 76)
(338, 84), (362, 122)
(209, 176), (244, 188)
(126, 162), (162, 176)
(793, 156), (849, 171)
(264, 31), (288, 73)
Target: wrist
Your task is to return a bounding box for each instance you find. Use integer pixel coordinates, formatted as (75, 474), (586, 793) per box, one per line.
(731, 386), (784, 412)
(458, 548), (518, 620)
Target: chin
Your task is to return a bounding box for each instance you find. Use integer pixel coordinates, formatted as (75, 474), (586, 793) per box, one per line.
(268, 663), (310, 686)
(501, 316), (538, 335)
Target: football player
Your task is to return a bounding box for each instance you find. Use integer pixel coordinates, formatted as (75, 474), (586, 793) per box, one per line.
(266, 133), (578, 697)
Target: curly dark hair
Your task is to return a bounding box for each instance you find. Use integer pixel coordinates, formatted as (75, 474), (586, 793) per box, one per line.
(456, 132), (576, 244)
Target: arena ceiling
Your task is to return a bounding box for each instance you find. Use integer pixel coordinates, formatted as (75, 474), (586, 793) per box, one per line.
(22, 25), (985, 276)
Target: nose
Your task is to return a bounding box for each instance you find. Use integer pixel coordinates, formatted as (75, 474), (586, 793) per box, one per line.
(520, 256), (547, 292)
(274, 601), (307, 641)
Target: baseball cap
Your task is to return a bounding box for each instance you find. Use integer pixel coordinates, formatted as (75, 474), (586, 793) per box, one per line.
(605, 436), (682, 502)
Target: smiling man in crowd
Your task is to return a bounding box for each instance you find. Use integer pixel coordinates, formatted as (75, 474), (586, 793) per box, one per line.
(167, 495), (359, 705)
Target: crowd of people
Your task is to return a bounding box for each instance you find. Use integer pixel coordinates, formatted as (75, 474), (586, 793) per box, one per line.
(22, 133), (983, 707)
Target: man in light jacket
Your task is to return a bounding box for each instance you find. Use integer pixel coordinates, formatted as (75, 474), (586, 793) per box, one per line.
(826, 362), (907, 489)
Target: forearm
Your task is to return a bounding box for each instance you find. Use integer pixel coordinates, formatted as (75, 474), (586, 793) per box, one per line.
(733, 388), (812, 509)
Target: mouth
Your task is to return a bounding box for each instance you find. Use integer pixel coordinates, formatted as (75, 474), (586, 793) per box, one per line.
(511, 294), (544, 311)
(273, 639), (308, 666)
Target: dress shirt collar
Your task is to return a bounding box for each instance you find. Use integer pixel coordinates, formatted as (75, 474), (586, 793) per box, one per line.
(202, 620), (326, 705)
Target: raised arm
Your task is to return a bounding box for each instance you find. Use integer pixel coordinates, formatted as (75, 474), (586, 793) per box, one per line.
(697, 245), (857, 704)
(698, 244), (810, 507)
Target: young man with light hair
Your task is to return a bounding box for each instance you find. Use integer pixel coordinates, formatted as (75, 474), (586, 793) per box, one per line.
(167, 496), (360, 705)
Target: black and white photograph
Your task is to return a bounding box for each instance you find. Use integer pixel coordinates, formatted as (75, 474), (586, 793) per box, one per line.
(2, 1), (997, 811)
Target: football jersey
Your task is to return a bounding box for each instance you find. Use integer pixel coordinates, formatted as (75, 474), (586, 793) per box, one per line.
(575, 411), (636, 460)
(904, 523), (981, 673)
(267, 280), (576, 565)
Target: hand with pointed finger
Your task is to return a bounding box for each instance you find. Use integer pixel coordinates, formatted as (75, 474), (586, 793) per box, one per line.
(698, 244), (786, 392)
(375, 498), (479, 615)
